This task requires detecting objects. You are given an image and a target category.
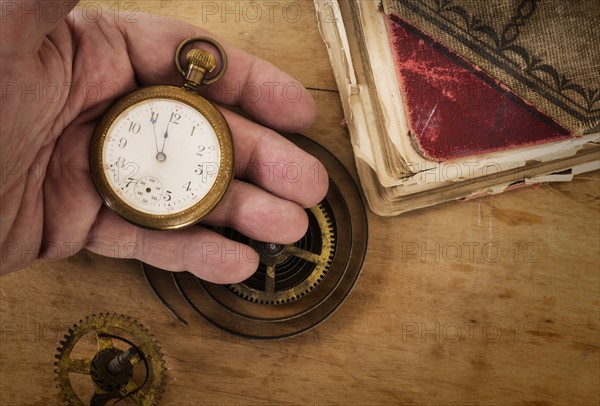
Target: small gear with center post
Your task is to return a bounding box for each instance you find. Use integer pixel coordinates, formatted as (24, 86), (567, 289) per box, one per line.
(54, 313), (166, 405)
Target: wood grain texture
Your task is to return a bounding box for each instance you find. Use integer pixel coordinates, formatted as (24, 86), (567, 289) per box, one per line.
(1, 1), (598, 405)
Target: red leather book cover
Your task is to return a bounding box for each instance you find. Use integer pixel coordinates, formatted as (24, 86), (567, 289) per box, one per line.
(386, 15), (571, 162)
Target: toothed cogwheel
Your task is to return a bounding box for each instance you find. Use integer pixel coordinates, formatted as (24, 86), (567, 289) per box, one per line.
(226, 202), (336, 305)
(54, 313), (166, 405)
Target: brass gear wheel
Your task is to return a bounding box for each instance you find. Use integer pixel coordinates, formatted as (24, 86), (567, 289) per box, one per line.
(54, 313), (166, 405)
(141, 133), (368, 339)
(226, 202), (336, 305)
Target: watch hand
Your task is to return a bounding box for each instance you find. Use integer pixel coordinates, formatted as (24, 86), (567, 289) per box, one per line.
(150, 112), (160, 155)
(160, 121), (170, 154)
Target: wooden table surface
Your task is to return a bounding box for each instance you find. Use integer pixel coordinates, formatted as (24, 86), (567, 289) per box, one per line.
(1, 1), (599, 405)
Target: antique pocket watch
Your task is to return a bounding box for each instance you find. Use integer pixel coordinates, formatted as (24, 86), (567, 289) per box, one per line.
(90, 38), (234, 230)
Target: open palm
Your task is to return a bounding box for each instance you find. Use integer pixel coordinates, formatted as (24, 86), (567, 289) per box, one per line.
(0, 3), (327, 282)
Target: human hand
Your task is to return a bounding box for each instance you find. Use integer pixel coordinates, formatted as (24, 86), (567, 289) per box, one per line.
(0, 1), (328, 282)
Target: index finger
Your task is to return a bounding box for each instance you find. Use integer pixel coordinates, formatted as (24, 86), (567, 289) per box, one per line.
(117, 12), (316, 133)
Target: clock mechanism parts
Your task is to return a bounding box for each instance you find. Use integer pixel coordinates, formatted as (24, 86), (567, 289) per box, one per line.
(54, 313), (166, 405)
(142, 133), (368, 339)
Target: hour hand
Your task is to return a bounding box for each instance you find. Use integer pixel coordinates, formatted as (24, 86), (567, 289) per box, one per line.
(160, 122), (170, 153)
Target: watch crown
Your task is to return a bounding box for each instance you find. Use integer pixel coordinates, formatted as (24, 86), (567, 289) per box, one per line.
(183, 49), (217, 92)
(186, 49), (217, 73)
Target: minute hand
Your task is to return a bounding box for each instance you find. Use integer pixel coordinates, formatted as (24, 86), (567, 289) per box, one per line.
(150, 114), (160, 154)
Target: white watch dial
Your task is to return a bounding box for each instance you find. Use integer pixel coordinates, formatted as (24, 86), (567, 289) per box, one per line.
(102, 98), (222, 215)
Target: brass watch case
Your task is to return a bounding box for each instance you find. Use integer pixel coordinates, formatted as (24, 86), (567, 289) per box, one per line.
(90, 85), (234, 230)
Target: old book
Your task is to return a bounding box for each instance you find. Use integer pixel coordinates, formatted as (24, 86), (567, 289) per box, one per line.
(315, 0), (599, 215)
